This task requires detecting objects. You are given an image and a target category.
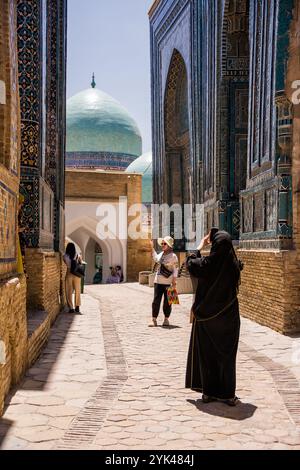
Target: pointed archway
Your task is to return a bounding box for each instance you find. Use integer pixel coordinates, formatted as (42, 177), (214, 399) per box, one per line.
(164, 49), (191, 249)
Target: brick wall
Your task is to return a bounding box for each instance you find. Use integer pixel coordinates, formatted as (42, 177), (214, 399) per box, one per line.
(25, 248), (64, 323)
(0, 275), (27, 416)
(238, 249), (300, 334)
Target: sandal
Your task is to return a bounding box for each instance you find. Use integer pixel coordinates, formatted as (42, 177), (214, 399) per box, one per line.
(224, 396), (239, 406)
(202, 394), (216, 404)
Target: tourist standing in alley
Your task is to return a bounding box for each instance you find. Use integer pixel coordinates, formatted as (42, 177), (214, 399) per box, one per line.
(106, 266), (121, 284)
(185, 230), (242, 406)
(149, 237), (179, 327)
(63, 242), (82, 314)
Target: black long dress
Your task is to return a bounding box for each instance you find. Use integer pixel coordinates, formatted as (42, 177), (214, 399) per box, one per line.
(185, 231), (241, 400)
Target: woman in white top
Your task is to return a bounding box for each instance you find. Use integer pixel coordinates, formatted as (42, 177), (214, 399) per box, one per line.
(63, 242), (82, 314)
(149, 236), (179, 327)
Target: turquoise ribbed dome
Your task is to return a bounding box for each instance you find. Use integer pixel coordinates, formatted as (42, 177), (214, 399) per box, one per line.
(126, 151), (153, 203)
(66, 87), (142, 156)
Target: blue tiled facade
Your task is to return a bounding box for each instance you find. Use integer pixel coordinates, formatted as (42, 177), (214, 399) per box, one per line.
(150, 0), (294, 249)
(17, 0), (67, 251)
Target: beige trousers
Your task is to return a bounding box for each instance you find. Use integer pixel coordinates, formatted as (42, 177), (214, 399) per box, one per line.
(65, 272), (81, 309)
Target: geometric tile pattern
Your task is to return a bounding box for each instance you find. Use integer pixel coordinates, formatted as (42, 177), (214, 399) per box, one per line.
(66, 152), (137, 171)
(8, 0), (19, 174)
(0, 182), (17, 262)
(254, 192), (265, 232)
(17, 0), (40, 168)
(19, 176), (39, 248)
(266, 187), (277, 231)
(243, 196), (253, 233)
(16, 0), (67, 250)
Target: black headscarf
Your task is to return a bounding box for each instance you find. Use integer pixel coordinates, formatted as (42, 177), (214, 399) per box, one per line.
(187, 231), (242, 321)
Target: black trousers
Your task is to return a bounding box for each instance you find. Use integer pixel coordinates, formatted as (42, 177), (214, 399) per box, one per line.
(152, 283), (171, 318)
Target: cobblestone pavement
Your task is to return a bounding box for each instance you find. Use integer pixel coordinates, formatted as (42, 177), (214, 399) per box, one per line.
(1, 283), (300, 450)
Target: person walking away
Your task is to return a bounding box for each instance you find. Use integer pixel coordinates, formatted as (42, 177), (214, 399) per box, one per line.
(185, 230), (243, 406)
(149, 236), (179, 327)
(63, 242), (82, 313)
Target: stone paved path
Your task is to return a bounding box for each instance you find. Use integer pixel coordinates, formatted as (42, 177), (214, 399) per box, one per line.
(0, 283), (300, 450)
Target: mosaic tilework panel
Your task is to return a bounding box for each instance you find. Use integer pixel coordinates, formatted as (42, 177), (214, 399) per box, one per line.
(45, 0), (58, 193)
(0, 182), (17, 262)
(17, 0), (40, 122)
(8, 0), (19, 174)
(20, 121), (39, 167)
(175, 65), (189, 134)
(19, 177), (39, 248)
(164, 49), (188, 148)
(266, 187), (277, 231)
(231, 204), (241, 238)
(276, 0), (293, 91)
(66, 152), (136, 170)
(243, 196), (253, 233)
(223, 0), (249, 78)
(254, 192), (265, 232)
(17, 0), (40, 168)
(248, 0), (277, 167)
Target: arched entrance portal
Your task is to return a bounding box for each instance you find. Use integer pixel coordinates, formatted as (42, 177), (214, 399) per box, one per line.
(164, 49), (191, 250)
(66, 212), (126, 285)
(85, 239), (103, 284)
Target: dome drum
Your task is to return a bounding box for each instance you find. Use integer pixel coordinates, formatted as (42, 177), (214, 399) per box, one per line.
(66, 151), (137, 170)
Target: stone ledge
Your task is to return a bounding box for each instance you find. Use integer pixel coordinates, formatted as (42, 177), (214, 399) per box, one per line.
(27, 310), (51, 369)
(147, 273), (193, 294)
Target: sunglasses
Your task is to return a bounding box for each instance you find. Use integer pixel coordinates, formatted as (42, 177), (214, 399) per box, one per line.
(161, 242), (168, 246)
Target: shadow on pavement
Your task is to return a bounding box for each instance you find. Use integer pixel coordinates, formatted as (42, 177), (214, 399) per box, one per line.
(187, 398), (257, 420)
(160, 325), (181, 329)
(0, 418), (13, 447)
(286, 332), (300, 339)
(4, 310), (77, 404)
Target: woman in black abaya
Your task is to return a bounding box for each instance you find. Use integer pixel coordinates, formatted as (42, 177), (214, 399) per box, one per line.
(185, 229), (242, 406)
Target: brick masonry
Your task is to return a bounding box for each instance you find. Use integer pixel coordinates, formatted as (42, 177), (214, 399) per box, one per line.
(0, 275), (27, 416)
(238, 249), (300, 335)
(25, 249), (64, 324)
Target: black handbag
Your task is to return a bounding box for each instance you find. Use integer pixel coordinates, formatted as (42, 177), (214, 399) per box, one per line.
(71, 258), (85, 278)
(159, 263), (173, 278)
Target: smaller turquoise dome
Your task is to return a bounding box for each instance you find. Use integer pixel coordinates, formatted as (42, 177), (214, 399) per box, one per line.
(126, 151), (153, 203)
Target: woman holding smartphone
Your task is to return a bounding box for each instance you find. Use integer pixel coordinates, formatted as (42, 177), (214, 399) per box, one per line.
(185, 228), (243, 406)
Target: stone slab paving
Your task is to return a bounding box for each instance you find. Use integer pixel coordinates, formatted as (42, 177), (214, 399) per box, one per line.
(0, 294), (106, 450)
(1, 283), (300, 450)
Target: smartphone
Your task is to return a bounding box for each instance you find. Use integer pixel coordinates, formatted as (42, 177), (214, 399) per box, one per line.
(209, 227), (219, 242)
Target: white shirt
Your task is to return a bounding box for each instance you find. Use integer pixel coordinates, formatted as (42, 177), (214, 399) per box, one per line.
(63, 254), (72, 271)
(63, 253), (82, 273)
(152, 249), (179, 285)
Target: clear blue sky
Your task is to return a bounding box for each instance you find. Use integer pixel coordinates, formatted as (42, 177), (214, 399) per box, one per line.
(67, 0), (153, 153)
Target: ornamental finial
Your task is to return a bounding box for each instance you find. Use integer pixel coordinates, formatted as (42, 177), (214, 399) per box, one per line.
(91, 73), (96, 88)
